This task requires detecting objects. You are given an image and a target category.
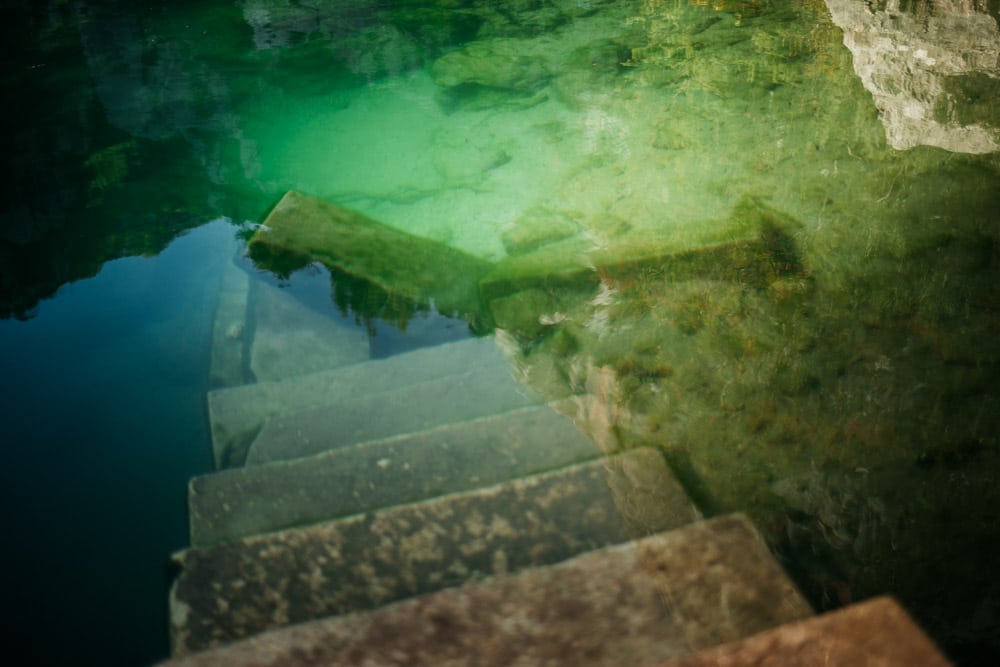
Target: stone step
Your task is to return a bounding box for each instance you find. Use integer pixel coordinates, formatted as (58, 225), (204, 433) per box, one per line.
(659, 596), (952, 667)
(208, 255), (251, 389)
(188, 403), (602, 547)
(244, 359), (542, 466)
(248, 278), (370, 383)
(169, 447), (700, 655)
(162, 514), (812, 666)
(247, 191), (495, 327)
(207, 335), (508, 468)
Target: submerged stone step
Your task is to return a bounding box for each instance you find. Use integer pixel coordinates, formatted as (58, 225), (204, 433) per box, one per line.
(244, 360), (542, 466)
(189, 404), (601, 547)
(208, 256), (250, 389)
(480, 195), (804, 306)
(248, 191), (494, 327)
(248, 279), (369, 383)
(207, 336), (507, 468)
(169, 447), (700, 655)
(162, 515), (811, 666)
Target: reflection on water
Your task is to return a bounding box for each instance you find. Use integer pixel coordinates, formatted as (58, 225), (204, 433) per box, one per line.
(2, 0), (999, 665)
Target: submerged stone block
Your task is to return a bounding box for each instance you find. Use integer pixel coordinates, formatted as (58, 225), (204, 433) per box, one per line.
(248, 191), (493, 326)
(208, 257), (250, 389)
(244, 360), (543, 466)
(248, 279), (369, 382)
(163, 514), (810, 666)
(188, 404), (601, 547)
(168, 448), (700, 655)
(481, 196), (804, 322)
(207, 336), (507, 469)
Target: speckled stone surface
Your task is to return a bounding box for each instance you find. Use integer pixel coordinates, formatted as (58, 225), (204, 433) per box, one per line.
(169, 447), (700, 655)
(658, 596), (952, 667)
(162, 514), (811, 666)
(207, 336), (510, 468)
(245, 361), (542, 465)
(189, 404), (601, 547)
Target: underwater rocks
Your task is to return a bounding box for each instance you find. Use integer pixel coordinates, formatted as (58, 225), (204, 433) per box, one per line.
(824, 0), (1000, 153)
(246, 191), (805, 345)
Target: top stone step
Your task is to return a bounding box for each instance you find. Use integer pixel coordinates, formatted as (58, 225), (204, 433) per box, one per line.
(208, 336), (510, 468)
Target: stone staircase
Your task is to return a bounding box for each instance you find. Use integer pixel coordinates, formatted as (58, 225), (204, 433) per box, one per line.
(162, 219), (952, 666)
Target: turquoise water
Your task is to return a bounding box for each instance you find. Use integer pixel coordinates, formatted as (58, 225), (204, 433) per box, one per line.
(2, 1), (999, 664)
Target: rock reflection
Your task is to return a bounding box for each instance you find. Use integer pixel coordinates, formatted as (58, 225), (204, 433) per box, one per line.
(825, 0), (1000, 153)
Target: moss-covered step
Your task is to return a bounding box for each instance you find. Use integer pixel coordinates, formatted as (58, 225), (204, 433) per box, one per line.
(247, 191), (494, 326)
(244, 360), (543, 466)
(168, 447), (700, 655)
(188, 403), (601, 547)
(163, 514), (811, 665)
(208, 336), (507, 469)
(479, 196), (803, 304)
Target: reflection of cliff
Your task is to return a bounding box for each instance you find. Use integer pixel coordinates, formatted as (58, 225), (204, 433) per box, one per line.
(0, 2), (256, 319)
(825, 0), (1000, 153)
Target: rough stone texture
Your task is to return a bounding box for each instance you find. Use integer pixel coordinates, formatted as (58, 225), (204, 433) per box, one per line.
(169, 448), (700, 655)
(244, 361), (542, 466)
(479, 196), (804, 305)
(162, 514), (810, 666)
(207, 336), (507, 468)
(658, 596), (952, 667)
(249, 279), (369, 383)
(208, 257), (250, 389)
(825, 0), (1000, 153)
(188, 404), (601, 547)
(248, 191), (494, 321)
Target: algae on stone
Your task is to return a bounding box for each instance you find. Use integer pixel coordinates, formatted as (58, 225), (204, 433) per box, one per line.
(248, 191), (495, 330)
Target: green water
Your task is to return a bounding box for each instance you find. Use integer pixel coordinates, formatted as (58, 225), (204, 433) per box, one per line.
(2, 0), (999, 664)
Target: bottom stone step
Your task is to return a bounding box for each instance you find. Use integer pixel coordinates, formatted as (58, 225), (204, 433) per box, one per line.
(660, 596), (952, 667)
(161, 515), (812, 666)
(169, 448), (699, 655)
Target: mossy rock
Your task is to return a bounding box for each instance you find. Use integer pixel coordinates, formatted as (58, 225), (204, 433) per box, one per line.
(248, 192), (494, 327)
(502, 206), (582, 255)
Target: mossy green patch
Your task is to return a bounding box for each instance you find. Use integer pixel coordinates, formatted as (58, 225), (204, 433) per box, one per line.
(248, 191), (495, 329)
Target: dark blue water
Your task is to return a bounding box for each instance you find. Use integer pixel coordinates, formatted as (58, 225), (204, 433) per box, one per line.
(0, 222), (234, 664)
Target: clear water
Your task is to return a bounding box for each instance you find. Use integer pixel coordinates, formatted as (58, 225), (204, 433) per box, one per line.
(2, 1), (999, 664)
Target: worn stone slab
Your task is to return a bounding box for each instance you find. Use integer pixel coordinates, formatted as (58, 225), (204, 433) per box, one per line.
(169, 447), (701, 655)
(247, 191), (494, 322)
(480, 197), (801, 303)
(163, 514), (810, 665)
(208, 257), (250, 389)
(189, 403), (601, 547)
(659, 596), (952, 667)
(244, 361), (542, 466)
(208, 336), (506, 468)
(479, 196), (803, 304)
(249, 279), (369, 382)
